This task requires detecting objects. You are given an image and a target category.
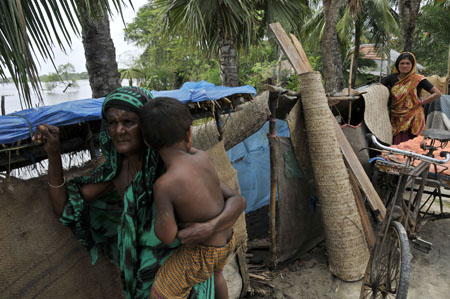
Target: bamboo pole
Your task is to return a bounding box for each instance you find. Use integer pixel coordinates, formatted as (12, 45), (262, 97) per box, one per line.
(348, 53), (354, 124)
(268, 92), (278, 264)
(1, 96), (5, 116)
(447, 45), (450, 94)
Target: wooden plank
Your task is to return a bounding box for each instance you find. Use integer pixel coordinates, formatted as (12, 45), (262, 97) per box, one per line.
(347, 163), (376, 249)
(332, 118), (386, 220)
(289, 34), (313, 72)
(269, 23), (309, 74)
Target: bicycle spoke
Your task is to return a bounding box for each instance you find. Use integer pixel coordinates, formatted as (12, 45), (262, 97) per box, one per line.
(365, 226), (403, 298)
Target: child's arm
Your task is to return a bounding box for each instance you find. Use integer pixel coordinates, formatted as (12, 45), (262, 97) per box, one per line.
(153, 181), (178, 246)
(177, 181), (246, 244)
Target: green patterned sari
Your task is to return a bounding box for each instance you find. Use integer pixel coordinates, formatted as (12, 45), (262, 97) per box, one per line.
(59, 87), (214, 299)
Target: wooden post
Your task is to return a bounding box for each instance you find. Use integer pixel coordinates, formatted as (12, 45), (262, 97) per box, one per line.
(348, 53), (354, 124)
(84, 123), (97, 160)
(447, 46), (450, 94)
(348, 53), (354, 95)
(268, 92), (278, 264)
(236, 246), (250, 298)
(214, 107), (224, 141)
(1, 96), (5, 116)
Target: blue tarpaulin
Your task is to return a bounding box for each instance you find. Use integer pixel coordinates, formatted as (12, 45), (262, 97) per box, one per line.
(152, 80), (256, 104)
(227, 120), (290, 213)
(0, 81), (256, 144)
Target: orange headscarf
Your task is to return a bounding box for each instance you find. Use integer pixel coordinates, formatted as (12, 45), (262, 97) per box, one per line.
(390, 52), (425, 136)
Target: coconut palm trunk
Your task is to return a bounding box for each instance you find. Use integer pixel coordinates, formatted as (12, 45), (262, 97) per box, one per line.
(77, 4), (121, 98)
(399, 0), (422, 52)
(321, 0), (345, 93)
(218, 30), (240, 87)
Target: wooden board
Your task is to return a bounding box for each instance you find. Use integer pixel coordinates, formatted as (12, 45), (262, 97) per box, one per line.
(289, 34), (313, 72)
(332, 118), (386, 219)
(341, 123), (371, 174)
(347, 164), (376, 249)
(269, 23), (310, 75)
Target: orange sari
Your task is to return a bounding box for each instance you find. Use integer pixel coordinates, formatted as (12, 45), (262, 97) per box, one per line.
(390, 66), (425, 137)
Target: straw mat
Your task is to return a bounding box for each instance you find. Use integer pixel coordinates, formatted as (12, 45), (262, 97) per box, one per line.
(362, 84), (392, 144)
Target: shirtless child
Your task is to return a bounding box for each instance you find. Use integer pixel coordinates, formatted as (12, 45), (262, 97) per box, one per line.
(140, 97), (242, 299)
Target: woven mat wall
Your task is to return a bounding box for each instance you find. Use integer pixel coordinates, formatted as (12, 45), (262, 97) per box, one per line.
(206, 140), (247, 251)
(0, 177), (123, 299)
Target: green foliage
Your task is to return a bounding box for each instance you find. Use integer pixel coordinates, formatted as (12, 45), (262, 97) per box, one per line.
(119, 68), (146, 86)
(413, 2), (450, 76)
(125, 3), (221, 90)
(238, 42), (278, 91)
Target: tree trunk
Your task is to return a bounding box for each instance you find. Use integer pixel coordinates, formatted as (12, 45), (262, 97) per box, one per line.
(351, 17), (362, 88)
(321, 0), (345, 94)
(218, 34), (240, 87)
(399, 0), (422, 52)
(216, 13), (240, 89)
(78, 5), (121, 98)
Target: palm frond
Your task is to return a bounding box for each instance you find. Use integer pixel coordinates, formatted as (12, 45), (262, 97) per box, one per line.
(0, 0), (131, 109)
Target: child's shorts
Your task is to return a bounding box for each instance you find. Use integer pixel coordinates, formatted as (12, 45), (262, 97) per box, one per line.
(152, 233), (235, 299)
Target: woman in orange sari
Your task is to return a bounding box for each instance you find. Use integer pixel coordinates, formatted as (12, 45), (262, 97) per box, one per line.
(381, 52), (441, 144)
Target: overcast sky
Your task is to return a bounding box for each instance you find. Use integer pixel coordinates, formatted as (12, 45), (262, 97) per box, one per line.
(37, 0), (147, 75)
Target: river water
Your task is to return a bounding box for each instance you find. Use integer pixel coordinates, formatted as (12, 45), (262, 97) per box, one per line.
(1, 79), (95, 114)
(1, 79), (124, 179)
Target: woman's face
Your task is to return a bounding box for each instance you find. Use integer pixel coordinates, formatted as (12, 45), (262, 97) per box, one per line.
(105, 107), (144, 155)
(398, 58), (413, 75)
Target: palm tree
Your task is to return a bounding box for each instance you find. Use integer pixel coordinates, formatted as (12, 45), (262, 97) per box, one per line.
(155, 0), (306, 87)
(0, 0), (129, 108)
(76, 1), (122, 98)
(302, 0), (398, 90)
(321, 0), (344, 93)
(397, 0), (422, 52)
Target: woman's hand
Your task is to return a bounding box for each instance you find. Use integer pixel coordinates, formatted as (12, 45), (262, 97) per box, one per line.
(422, 86), (442, 105)
(33, 124), (67, 216)
(33, 124), (61, 155)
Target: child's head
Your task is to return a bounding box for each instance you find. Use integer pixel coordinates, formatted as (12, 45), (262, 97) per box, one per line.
(140, 97), (193, 150)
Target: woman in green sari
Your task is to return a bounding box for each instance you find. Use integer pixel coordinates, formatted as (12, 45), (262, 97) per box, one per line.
(33, 86), (245, 299)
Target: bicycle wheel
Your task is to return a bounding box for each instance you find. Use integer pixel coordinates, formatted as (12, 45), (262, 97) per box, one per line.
(360, 221), (411, 299)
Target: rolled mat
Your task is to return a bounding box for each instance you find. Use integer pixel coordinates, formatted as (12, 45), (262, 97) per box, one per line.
(298, 71), (369, 281)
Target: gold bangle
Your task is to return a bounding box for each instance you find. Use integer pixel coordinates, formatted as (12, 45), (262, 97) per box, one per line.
(48, 177), (66, 188)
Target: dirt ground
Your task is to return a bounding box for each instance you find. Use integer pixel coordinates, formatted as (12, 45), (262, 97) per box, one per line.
(245, 192), (450, 299)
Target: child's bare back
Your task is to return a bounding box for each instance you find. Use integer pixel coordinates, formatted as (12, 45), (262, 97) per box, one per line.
(141, 96), (243, 299)
(154, 147), (232, 247)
